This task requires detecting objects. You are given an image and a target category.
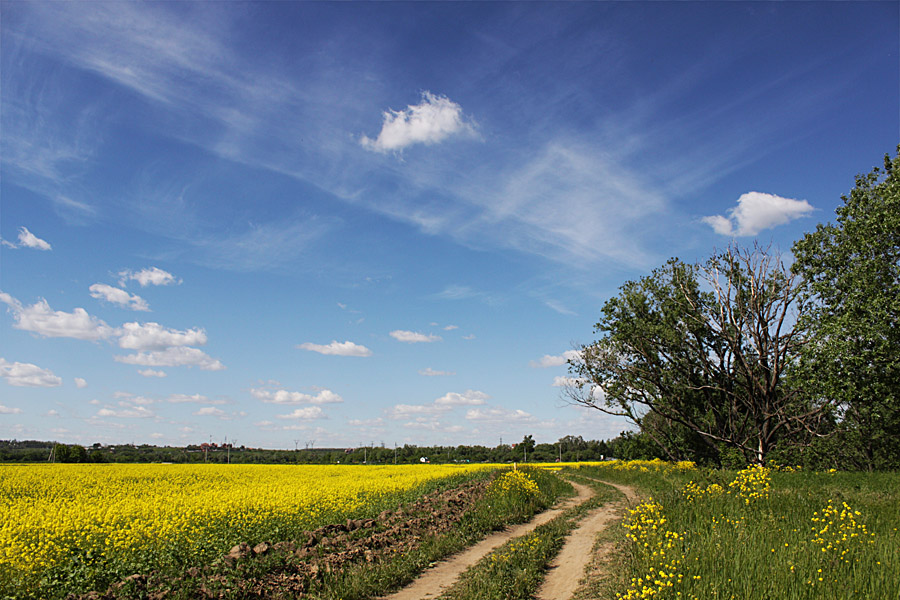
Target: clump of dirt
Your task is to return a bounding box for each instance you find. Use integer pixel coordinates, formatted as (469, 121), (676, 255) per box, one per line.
(72, 479), (489, 600)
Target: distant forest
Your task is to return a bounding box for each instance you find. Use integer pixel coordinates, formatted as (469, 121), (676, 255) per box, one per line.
(0, 433), (660, 465)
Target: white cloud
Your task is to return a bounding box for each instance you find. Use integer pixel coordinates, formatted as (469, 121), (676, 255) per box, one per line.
(465, 406), (535, 422)
(360, 92), (476, 153)
(119, 267), (179, 287)
(434, 390), (489, 406)
(97, 406), (154, 418)
(138, 369), (167, 378)
(193, 406), (226, 417)
(552, 376), (582, 388)
(443, 325), (459, 331)
(0, 358), (63, 387)
(277, 406), (326, 420)
(117, 322), (207, 351)
(529, 350), (582, 368)
(387, 403), (451, 419)
(419, 367), (456, 377)
(150, 432), (165, 439)
(702, 192), (814, 236)
(0, 404), (24, 414)
(74, 377), (88, 388)
(250, 387), (343, 405)
(5, 227), (53, 250)
(390, 330), (441, 343)
(0, 292), (115, 341)
(297, 340), (372, 357)
(114, 346), (225, 370)
(89, 284), (150, 311)
(45, 409), (60, 417)
(168, 393), (226, 405)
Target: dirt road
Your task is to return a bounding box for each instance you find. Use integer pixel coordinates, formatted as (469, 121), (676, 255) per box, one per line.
(380, 479), (637, 600)
(535, 480), (638, 600)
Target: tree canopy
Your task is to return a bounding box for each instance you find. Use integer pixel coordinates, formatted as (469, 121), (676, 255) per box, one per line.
(791, 148), (900, 470)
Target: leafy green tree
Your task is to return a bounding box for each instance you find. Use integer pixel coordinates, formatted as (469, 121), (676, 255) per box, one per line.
(792, 148), (900, 470)
(567, 244), (823, 465)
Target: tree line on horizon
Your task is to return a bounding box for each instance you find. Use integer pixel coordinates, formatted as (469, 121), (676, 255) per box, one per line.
(565, 148), (899, 470)
(0, 434), (649, 465)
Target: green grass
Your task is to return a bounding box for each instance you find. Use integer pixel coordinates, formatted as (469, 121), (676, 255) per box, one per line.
(584, 463), (900, 600)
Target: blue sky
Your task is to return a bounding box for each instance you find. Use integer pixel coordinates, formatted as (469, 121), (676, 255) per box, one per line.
(1, 1), (897, 449)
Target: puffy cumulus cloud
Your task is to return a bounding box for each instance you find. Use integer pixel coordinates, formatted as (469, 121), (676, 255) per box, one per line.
(193, 406), (227, 418)
(114, 346), (225, 370)
(297, 340), (372, 357)
(419, 367), (456, 377)
(277, 406), (326, 420)
(250, 387), (343, 405)
(702, 192), (814, 237)
(465, 406), (535, 422)
(434, 390), (489, 406)
(3, 227), (52, 250)
(360, 92), (476, 153)
(89, 284), (150, 311)
(168, 393), (226, 405)
(138, 369), (167, 378)
(552, 376), (583, 388)
(402, 418), (463, 432)
(117, 322), (207, 351)
(119, 267), (180, 287)
(387, 403), (451, 419)
(0, 404), (23, 414)
(97, 405), (154, 418)
(390, 330), (441, 343)
(0, 292), (115, 341)
(443, 325), (459, 331)
(0, 358), (63, 387)
(74, 377), (88, 388)
(529, 350), (582, 368)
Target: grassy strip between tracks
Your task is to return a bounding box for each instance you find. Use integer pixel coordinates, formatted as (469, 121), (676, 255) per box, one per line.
(436, 474), (621, 600)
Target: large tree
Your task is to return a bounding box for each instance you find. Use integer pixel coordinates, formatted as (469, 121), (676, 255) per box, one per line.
(792, 149), (900, 470)
(567, 244), (826, 465)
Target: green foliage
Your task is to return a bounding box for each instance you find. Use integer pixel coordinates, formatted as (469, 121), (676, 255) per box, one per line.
(569, 245), (813, 465)
(792, 147), (900, 470)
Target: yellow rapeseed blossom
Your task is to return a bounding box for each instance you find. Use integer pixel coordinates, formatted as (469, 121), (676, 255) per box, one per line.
(0, 463), (491, 592)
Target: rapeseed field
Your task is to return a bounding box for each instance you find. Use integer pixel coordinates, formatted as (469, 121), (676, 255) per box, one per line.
(0, 463), (492, 597)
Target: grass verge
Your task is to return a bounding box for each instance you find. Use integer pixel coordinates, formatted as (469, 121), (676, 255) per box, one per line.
(576, 461), (900, 600)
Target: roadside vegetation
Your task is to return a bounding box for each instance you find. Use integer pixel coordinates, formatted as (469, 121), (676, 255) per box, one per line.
(581, 460), (899, 600)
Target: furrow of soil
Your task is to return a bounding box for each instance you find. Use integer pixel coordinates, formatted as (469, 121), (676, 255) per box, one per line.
(535, 480), (637, 600)
(378, 482), (594, 600)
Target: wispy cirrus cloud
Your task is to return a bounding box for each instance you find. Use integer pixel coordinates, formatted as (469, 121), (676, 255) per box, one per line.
(419, 367), (456, 377)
